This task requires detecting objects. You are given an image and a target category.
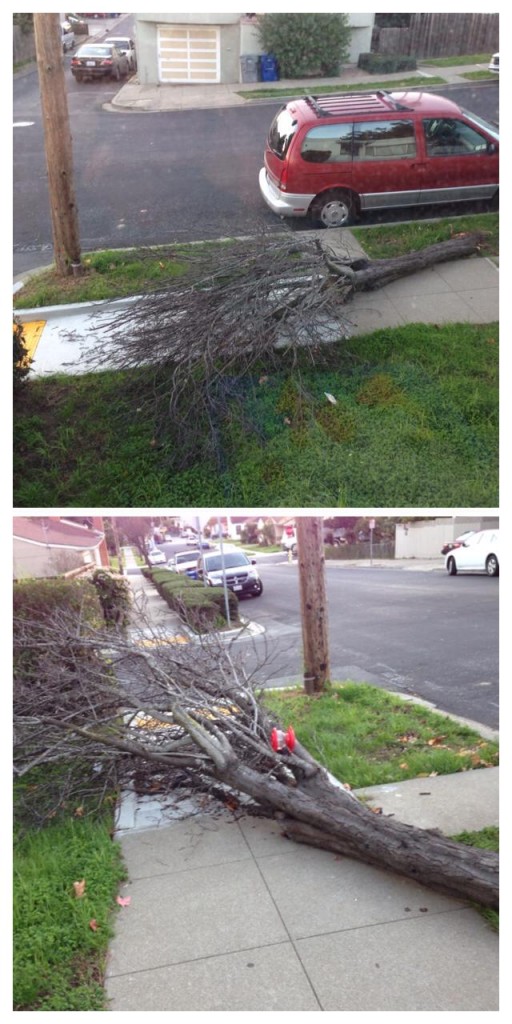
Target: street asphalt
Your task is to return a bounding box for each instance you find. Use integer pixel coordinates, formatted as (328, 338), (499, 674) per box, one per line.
(102, 555), (499, 1011)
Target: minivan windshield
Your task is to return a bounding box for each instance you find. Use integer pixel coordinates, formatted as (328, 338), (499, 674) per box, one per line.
(460, 108), (499, 141)
(204, 552), (250, 571)
(268, 108), (298, 159)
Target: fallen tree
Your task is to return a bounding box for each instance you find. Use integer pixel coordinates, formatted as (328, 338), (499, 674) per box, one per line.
(13, 604), (498, 910)
(76, 231), (487, 468)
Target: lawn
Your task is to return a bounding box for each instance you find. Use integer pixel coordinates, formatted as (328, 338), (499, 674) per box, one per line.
(13, 807), (126, 1010)
(13, 215), (499, 506)
(14, 320), (498, 506)
(262, 683), (499, 789)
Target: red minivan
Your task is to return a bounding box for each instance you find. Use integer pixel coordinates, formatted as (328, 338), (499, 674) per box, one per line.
(259, 90), (499, 227)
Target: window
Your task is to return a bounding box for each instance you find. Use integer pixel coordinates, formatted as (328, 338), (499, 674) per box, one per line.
(301, 123), (353, 163)
(269, 109), (298, 159)
(423, 118), (490, 156)
(353, 119), (416, 161)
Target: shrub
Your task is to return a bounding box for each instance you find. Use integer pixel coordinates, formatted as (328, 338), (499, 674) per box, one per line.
(87, 568), (132, 628)
(13, 318), (32, 392)
(13, 577), (103, 627)
(257, 13), (351, 78)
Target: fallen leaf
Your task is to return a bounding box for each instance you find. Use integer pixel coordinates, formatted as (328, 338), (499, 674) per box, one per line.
(89, 919), (98, 931)
(399, 762), (409, 769)
(73, 879), (86, 899)
(427, 736), (446, 746)
(370, 805), (383, 814)
(116, 895), (131, 908)
(259, 375), (269, 384)
(74, 806), (84, 817)
(324, 392), (337, 404)
(283, 417), (291, 425)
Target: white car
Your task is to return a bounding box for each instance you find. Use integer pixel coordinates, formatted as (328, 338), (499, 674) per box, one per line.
(488, 53), (499, 73)
(147, 548), (167, 566)
(105, 35), (137, 70)
(167, 550), (201, 574)
(445, 529), (499, 576)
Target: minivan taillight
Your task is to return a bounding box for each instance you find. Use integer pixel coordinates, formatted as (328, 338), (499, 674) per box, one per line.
(279, 162), (289, 192)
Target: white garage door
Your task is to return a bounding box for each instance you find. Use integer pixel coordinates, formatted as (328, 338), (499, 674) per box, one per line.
(158, 25), (220, 83)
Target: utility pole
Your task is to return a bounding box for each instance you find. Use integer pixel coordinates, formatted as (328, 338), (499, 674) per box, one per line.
(33, 13), (82, 277)
(296, 517), (331, 694)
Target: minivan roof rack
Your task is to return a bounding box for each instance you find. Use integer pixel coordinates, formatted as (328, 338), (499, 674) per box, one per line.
(303, 90), (414, 118)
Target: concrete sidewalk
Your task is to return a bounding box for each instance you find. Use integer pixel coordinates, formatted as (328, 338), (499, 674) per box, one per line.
(105, 770), (499, 1011)
(101, 561), (499, 1010)
(107, 59), (497, 114)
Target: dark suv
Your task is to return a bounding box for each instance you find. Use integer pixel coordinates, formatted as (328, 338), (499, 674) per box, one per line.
(197, 550), (263, 598)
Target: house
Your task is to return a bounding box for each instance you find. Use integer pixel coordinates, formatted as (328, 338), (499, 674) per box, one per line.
(134, 12), (375, 86)
(13, 517), (110, 580)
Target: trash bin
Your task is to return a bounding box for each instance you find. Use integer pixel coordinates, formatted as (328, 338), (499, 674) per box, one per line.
(240, 54), (260, 83)
(260, 53), (279, 81)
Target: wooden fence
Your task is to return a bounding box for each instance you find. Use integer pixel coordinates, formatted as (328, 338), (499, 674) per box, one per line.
(372, 12), (499, 59)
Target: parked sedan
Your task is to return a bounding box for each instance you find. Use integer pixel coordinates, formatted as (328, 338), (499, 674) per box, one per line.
(147, 548), (167, 566)
(488, 53), (499, 73)
(70, 42), (130, 81)
(445, 529), (499, 576)
(105, 35), (137, 70)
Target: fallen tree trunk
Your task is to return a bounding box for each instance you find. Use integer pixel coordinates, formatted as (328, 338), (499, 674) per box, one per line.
(216, 751), (499, 911)
(327, 231), (487, 294)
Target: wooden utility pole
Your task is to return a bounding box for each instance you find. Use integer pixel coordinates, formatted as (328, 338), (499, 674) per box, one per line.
(33, 13), (82, 276)
(296, 517), (331, 694)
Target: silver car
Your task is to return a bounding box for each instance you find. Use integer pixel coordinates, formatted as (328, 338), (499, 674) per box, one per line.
(105, 35), (137, 70)
(488, 53), (499, 73)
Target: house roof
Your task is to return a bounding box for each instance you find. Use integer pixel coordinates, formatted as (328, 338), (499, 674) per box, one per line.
(13, 517), (104, 551)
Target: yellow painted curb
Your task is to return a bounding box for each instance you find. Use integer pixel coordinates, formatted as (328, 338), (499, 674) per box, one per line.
(19, 320), (46, 362)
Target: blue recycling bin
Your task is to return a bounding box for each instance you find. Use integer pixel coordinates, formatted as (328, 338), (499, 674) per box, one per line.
(260, 53), (279, 81)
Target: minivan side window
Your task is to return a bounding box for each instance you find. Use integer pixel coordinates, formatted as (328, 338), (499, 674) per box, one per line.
(353, 119), (416, 161)
(301, 123), (353, 163)
(423, 118), (491, 156)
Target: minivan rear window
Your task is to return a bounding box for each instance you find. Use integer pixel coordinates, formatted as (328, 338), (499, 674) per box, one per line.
(268, 108), (298, 159)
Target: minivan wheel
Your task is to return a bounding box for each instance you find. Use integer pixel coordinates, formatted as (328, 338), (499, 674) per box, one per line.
(311, 190), (356, 228)
(485, 554), (499, 577)
(447, 556), (457, 576)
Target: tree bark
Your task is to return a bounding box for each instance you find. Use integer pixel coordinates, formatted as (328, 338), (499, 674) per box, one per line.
(296, 517), (331, 693)
(217, 754), (499, 910)
(33, 13), (82, 276)
(328, 232), (487, 293)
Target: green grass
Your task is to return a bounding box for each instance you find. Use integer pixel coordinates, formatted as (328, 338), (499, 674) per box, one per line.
(14, 319), (498, 506)
(461, 70), (498, 81)
(14, 214), (498, 308)
(352, 212), (498, 260)
(13, 813), (127, 1010)
(451, 826), (499, 930)
(262, 683), (499, 788)
(420, 53), (493, 67)
(236, 74), (448, 99)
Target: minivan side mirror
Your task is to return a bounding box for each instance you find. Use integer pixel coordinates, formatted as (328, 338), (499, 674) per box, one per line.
(251, 558), (257, 564)
(487, 142), (498, 154)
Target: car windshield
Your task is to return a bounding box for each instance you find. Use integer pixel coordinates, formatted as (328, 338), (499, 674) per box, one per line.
(461, 107), (499, 141)
(204, 552), (250, 571)
(177, 551), (199, 563)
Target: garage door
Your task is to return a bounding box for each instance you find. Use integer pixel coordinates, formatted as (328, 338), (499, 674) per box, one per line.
(158, 25), (220, 83)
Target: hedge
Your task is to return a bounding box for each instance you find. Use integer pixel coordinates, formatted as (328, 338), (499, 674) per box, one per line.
(146, 568), (240, 631)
